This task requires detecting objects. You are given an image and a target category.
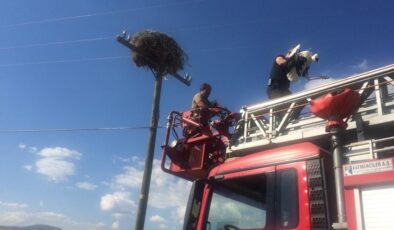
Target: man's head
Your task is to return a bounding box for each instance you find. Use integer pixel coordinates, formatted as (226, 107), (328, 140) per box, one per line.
(200, 83), (212, 97)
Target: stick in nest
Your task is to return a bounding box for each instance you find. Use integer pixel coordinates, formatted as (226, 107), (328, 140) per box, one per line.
(130, 30), (187, 76)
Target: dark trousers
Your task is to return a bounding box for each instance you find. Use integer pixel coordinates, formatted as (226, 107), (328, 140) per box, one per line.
(266, 87), (304, 122)
(267, 87), (292, 99)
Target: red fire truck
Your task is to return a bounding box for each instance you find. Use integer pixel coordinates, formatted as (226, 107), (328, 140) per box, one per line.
(161, 64), (394, 230)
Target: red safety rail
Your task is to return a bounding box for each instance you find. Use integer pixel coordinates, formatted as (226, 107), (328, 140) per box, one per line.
(161, 107), (239, 181)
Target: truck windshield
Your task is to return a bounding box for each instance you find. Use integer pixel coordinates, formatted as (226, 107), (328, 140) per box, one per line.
(206, 174), (270, 230)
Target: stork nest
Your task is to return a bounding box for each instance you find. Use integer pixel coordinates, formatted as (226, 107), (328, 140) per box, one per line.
(130, 30), (187, 76)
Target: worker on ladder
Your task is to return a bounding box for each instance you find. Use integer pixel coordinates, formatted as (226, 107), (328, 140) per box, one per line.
(267, 45), (306, 99)
(266, 44), (319, 120)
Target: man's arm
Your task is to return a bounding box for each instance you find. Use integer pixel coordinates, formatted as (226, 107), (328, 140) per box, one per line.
(275, 56), (287, 65)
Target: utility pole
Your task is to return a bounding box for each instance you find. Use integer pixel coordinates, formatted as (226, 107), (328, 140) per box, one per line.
(116, 31), (191, 230)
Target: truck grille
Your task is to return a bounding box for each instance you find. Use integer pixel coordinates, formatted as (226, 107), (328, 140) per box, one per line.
(307, 159), (329, 229)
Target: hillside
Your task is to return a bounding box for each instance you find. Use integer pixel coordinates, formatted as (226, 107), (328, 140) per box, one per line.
(0, 225), (62, 230)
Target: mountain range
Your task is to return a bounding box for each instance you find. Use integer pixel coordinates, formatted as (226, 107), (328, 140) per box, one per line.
(0, 225), (62, 230)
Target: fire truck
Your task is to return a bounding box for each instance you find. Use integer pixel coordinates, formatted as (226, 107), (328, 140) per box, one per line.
(161, 64), (394, 230)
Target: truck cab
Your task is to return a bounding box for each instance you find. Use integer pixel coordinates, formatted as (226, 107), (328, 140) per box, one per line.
(186, 142), (332, 230)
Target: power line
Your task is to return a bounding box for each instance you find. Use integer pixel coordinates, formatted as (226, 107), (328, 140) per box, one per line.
(0, 126), (165, 133)
(0, 19), (263, 51)
(1, 0), (205, 28)
(0, 20), (267, 67)
(0, 42), (267, 67)
(0, 37), (112, 50)
(0, 55), (129, 67)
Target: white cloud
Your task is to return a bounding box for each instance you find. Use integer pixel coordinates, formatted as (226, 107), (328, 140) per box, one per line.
(131, 156), (140, 162)
(111, 221), (119, 229)
(36, 157), (75, 182)
(114, 166), (143, 189)
(149, 160), (191, 226)
(351, 59), (369, 71)
(37, 147), (81, 159)
(99, 158), (191, 229)
(0, 201), (28, 210)
(96, 222), (106, 228)
(29, 147), (82, 183)
(23, 165), (33, 171)
(113, 156), (133, 164)
(110, 159), (191, 209)
(150, 215), (165, 223)
(111, 213), (123, 220)
(76, 182), (97, 190)
(148, 160), (191, 211)
(18, 143), (38, 153)
(103, 159), (191, 227)
(132, 156), (145, 167)
(28, 146), (38, 153)
(173, 206), (187, 226)
(100, 191), (136, 215)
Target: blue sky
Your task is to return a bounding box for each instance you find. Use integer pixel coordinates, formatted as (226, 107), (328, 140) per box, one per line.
(0, 0), (393, 229)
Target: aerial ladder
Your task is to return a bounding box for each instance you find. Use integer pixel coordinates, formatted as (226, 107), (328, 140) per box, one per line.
(229, 64), (394, 156)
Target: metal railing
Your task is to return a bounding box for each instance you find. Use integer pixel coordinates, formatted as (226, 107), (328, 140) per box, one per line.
(229, 64), (394, 154)
(345, 136), (394, 163)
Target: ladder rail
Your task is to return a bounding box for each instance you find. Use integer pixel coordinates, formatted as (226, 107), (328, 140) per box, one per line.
(248, 64), (394, 111)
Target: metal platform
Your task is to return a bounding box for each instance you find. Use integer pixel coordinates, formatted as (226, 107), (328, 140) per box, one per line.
(228, 64), (394, 156)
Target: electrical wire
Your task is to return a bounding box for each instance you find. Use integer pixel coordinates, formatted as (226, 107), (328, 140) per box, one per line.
(0, 125), (165, 133)
(0, 37), (112, 50)
(0, 41), (267, 68)
(0, 55), (129, 67)
(0, 0), (205, 28)
(0, 79), (391, 133)
(0, 19), (268, 67)
(0, 44), (269, 67)
(0, 19), (264, 51)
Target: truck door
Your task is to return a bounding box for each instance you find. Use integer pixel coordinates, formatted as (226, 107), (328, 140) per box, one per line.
(276, 162), (310, 230)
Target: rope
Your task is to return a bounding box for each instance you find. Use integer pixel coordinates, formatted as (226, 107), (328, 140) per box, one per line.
(243, 78), (394, 121)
